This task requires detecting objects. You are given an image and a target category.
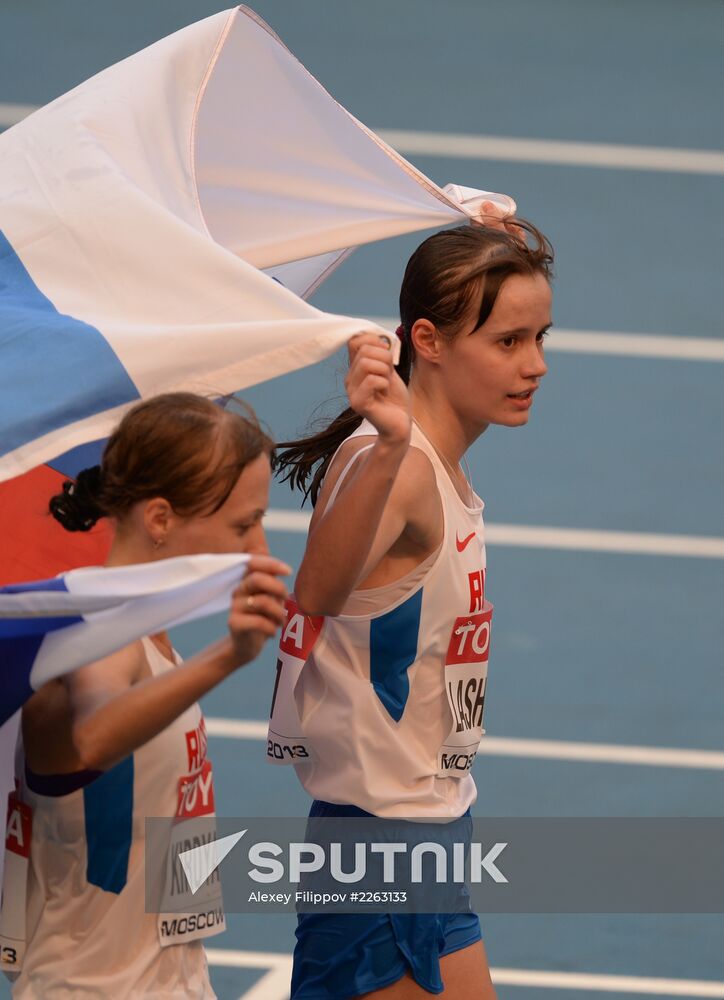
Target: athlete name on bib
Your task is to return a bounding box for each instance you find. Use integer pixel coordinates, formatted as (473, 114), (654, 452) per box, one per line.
(438, 602), (493, 778)
(0, 791), (32, 971)
(158, 718), (226, 947)
(266, 597), (324, 765)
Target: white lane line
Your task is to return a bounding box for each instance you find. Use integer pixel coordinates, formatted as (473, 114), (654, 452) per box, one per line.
(236, 966), (292, 1000)
(264, 510), (310, 532)
(0, 103), (37, 127)
(4, 104), (724, 176)
(491, 967), (724, 997)
(377, 128), (724, 176)
(205, 948), (292, 1000)
(544, 330), (724, 362)
(369, 318), (724, 363)
(265, 510), (724, 560)
(484, 525), (724, 560)
(207, 718), (269, 740)
(206, 718), (724, 772)
(207, 947), (291, 970)
(476, 737), (724, 772)
(205, 949), (724, 998)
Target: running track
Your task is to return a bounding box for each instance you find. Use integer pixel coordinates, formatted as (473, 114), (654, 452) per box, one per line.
(1, 2), (723, 997)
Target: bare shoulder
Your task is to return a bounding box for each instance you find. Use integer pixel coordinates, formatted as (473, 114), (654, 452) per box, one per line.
(395, 444), (438, 497)
(314, 436), (437, 519)
(313, 434), (440, 550)
(62, 639), (148, 708)
(23, 641), (148, 771)
(312, 435), (380, 522)
(395, 445), (441, 545)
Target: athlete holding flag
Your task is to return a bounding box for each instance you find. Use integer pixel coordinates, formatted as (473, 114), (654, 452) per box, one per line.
(272, 208), (554, 998)
(8, 393), (290, 999)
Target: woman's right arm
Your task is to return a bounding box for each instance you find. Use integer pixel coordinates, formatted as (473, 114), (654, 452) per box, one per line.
(293, 334), (438, 617)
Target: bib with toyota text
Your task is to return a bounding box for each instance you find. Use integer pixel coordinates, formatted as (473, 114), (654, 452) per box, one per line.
(157, 718), (226, 947)
(438, 601), (493, 777)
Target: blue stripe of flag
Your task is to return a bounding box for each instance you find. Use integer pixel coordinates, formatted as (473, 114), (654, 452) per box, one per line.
(0, 575), (83, 724)
(0, 230), (140, 458)
(47, 438), (107, 478)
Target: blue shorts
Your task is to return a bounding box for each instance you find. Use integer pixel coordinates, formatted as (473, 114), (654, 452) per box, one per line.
(290, 801), (482, 999)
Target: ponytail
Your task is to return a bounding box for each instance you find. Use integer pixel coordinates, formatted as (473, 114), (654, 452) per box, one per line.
(274, 406), (362, 506)
(274, 325), (415, 506)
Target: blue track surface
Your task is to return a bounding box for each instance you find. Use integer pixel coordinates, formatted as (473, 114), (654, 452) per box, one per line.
(2, 2), (723, 997)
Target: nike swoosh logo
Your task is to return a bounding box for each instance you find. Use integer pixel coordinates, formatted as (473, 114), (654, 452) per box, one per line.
(456, 531), (476, 552)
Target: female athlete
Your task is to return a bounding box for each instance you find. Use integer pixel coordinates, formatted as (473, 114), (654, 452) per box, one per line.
(274, 211), (553, 999)
(11, 392), (290, 999)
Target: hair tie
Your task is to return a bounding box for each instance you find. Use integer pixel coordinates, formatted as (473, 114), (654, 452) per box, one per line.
(49, 464), (104, 532)
(395, 324), (405, 341)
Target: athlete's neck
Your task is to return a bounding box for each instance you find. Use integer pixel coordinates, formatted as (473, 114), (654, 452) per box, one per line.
(409, 379), (488, 469)
(104, 530), (173, 658)
(105, 528), (156, 568)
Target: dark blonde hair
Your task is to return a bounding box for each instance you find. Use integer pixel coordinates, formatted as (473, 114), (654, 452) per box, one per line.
(50, 393), (274, 531)
(275, 220), (553, 505)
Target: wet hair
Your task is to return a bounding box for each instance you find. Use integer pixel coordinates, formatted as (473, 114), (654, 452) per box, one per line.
(274, 219), (553, 505)
(50, 392), (274, 532)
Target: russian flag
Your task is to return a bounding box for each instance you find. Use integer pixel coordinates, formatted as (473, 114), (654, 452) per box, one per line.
(0, 554), (249, 832)
(0, 553), (250, 847)
(0, 554), (250, 727)
(0, 442), (111, 587)
(0, 5), (505, 587)
(0, 6), (486, 488)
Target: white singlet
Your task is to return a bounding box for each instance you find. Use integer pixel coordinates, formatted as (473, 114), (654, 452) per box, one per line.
(267, 420), (493, 819)
(10, 638), (222, 999)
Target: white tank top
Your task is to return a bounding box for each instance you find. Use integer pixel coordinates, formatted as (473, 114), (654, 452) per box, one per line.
(267, 420), (492, 819)
(11, 639), (221, 999)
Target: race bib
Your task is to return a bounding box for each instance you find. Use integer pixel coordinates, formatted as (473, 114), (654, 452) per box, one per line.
(266, 598), (324, 766)
(437, 602), (493, 778)
(157, 720), (226, 947)
(0, 792), (32, 971)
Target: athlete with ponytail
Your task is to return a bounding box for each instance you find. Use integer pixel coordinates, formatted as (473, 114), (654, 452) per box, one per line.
(12, 393), (290, 999)
(273, 211), (554, 998)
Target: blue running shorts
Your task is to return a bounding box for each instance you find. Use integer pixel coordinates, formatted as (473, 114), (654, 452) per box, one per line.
(290, 800), (482, 999)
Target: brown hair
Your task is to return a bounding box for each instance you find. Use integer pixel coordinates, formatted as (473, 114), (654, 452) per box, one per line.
(275, 219), (553, 505)
(50, 392), (274, 531)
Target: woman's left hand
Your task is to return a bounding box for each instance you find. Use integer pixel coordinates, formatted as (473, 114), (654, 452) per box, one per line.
(476, 200), (526, 241)
(227, 556), (291, 667)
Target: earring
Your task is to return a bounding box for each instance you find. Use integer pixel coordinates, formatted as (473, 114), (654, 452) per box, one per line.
(153, 537), (164, 550)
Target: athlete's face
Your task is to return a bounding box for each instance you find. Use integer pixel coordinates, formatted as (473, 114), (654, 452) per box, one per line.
(441, 271), (551, 431)
(156, 452), (271, 557)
